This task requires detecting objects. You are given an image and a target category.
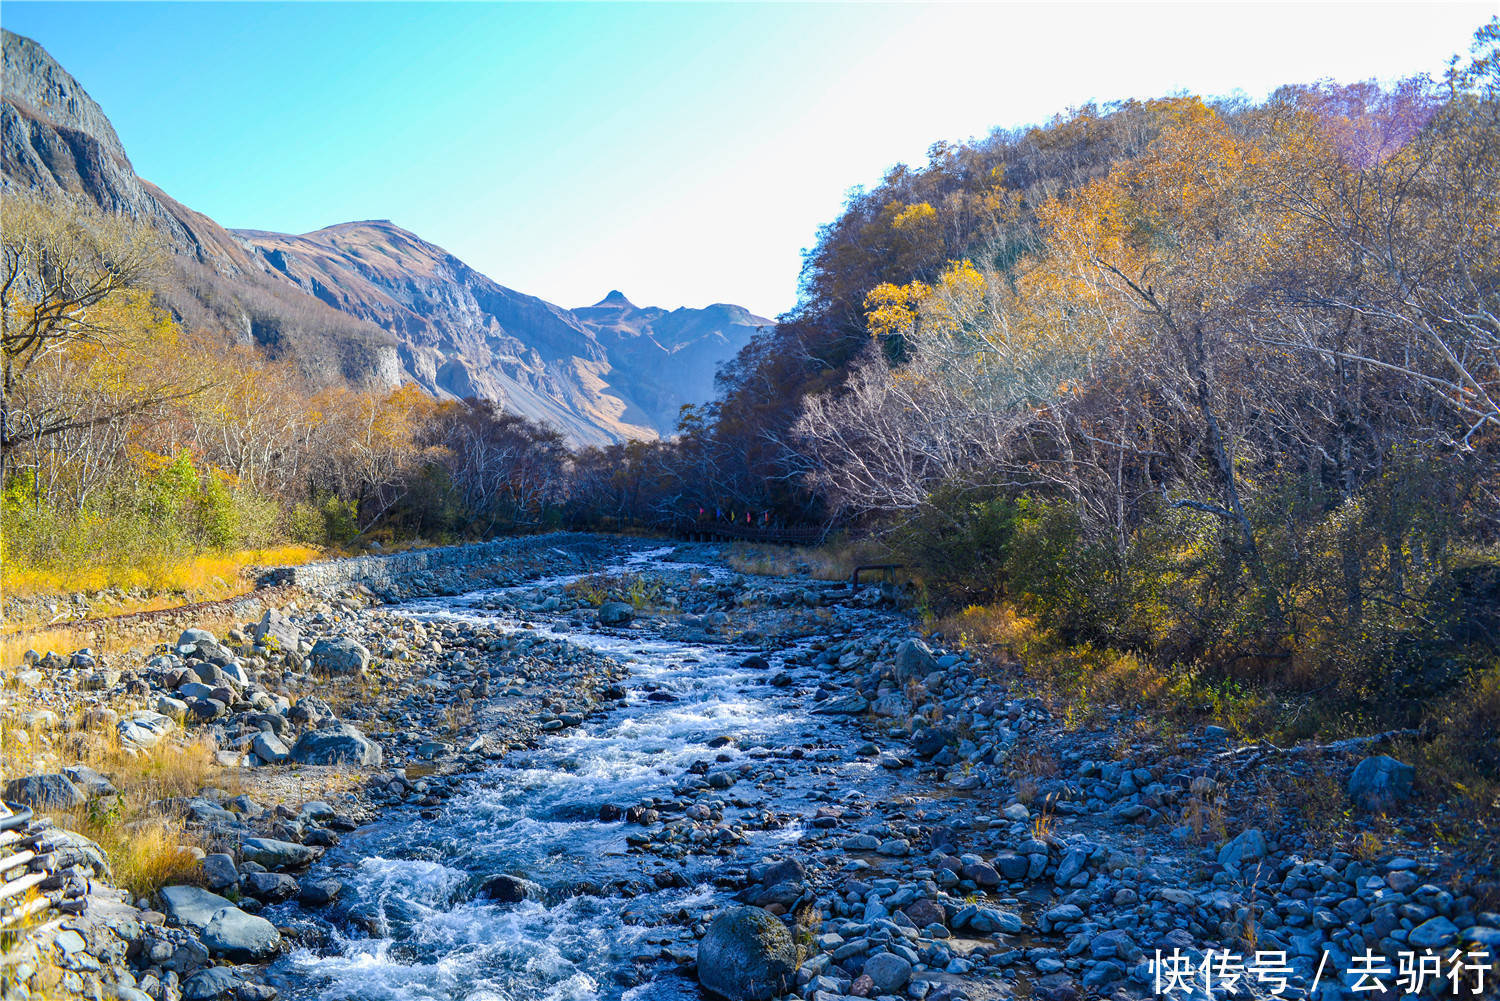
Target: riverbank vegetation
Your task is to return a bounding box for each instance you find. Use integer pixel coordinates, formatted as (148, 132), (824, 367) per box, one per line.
(621, 25), (1500, 832)
(3, 21), (1495, 837)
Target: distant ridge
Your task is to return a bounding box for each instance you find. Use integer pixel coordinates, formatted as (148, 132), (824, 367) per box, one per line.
(0, 29), (770, 443)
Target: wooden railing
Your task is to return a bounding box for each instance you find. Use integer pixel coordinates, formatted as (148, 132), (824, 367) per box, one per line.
(0, 804), (53, 950)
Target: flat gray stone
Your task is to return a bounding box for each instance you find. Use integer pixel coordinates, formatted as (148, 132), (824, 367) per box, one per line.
(202, 905), (280, 961)
(290, 723), (383, 767)
(240, 836), (322, 871)
(159, 884), (235, 932)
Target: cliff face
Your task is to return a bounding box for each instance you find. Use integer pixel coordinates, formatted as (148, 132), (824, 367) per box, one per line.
(234, 222), (656, 444)
(0, 29), (769, 443)
(1, 30), (401, 391)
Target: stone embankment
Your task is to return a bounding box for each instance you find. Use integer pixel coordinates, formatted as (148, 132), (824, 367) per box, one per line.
(257, 531), (601, 595)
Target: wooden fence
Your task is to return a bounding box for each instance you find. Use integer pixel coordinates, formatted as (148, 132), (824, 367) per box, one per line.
(0, 804), (53, 950)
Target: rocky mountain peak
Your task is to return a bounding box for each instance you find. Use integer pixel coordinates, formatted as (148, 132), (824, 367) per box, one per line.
(1, 29), (130, 168)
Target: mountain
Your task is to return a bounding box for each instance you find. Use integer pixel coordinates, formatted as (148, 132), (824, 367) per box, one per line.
(0, 30), (769, 443)
(0, 30), (402, 390)
(572, 291), (768, 431)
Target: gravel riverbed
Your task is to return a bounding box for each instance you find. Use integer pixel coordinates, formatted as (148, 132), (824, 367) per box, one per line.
(2, 536), (1496, 1001)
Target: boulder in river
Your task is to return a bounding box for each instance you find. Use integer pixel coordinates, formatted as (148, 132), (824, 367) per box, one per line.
(597, 601), (634, 626)
(202, 905), (281, 961)
(477, 873), (541, 903)
(696, 906), (796, 1001)
(813, 695), (868, 715)
(181, 967), (240, 1001)
(240, 836), (323, 870)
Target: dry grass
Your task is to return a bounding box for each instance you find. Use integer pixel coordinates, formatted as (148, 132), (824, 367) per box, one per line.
(1, 543), (321, 619)
(933, 603), (1039, 660)
(39, 736), (222, 898)
(1180, 790), (1228, 845)
(724, 537), (896, 582)
(1006, 742), (1060, 806)
(564, 572), (663, 609)
(2, 659), (226, 898)
(54, 809), (204, 899)
(933, 600), (1275, 736)
(0, 606), (254, 668)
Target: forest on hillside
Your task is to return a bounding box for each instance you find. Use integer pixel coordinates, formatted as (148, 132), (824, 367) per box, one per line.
(3, 22), (1497, 804)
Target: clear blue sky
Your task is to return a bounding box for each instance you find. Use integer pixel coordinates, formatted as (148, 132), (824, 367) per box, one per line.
(3, 2), (1494, 317)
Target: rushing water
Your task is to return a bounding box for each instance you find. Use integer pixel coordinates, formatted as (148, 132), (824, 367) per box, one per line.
(266, 549), (885, 1001)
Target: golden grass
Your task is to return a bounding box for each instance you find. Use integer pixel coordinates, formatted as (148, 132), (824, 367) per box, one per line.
(1, 543), (321, 608)
(932, 599), (1274, 736)
(37, 735), (223, 898)
(0, 606), (254, 668)
(2, 662), (225, 898)
(52, 810), (204, 899)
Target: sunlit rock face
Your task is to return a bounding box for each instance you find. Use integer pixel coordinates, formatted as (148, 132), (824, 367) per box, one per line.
(1, 29), (769, 443)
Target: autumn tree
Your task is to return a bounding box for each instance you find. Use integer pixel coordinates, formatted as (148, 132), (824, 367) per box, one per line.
(0, 194), (174, 477)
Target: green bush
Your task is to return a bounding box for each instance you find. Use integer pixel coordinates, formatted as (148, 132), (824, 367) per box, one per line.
(288, 494), (360, 547)
(893, 485), (1019, 605)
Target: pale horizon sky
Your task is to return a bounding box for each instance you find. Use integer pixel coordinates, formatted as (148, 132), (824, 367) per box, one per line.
(3, 2), (1496, 318)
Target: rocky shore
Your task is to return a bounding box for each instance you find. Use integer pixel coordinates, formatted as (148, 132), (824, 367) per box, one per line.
(2, 536), (1496, 1001)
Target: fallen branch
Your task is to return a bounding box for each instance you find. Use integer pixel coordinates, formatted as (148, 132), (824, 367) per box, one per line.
(1214, 728), (1423, 764)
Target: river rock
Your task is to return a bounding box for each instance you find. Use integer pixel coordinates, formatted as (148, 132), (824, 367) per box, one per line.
(241, 870), (299, 902)
(181, 967), (240, 1000)
(1409, 916), (1460, 949)
(253, 608), (302, 650)
(911, 725), (954, 758)
(240, 836), (322, 870)
(310, 637), (371, 675)
(864, 952), (913, 993)
(697, 906), (797, 1001)
(299, 877), (343, 906)
(4, 773), (86, 808)
(118, 710), (175, 748)
(201, 853), (238, 891)
(478, 874), (540, 903)
(1348, 755), (1414, 812)
(814, 695), (868, 715)
(968, 907), (1023, 934)
(159, 885), (236, 931)
(251, 730), (291, 764)
(894, 638), (937, 682)
(202, 905), (281, 961)
(290, 723), (383, 767)
(597, 602), (634, 626)
(61, 764), (117, 798)
(177, 628), (217, 648)
(1218, 828), (1269, 868)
